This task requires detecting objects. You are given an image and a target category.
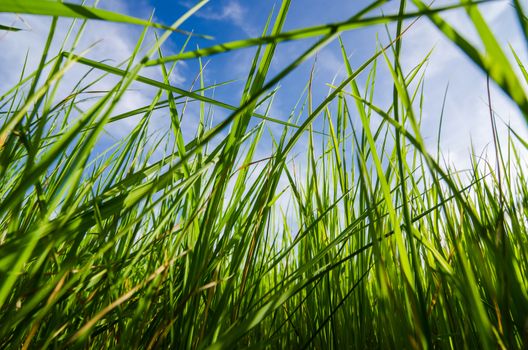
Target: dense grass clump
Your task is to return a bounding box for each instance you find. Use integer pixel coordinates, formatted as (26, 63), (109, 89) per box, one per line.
(1, 0), (528, 349)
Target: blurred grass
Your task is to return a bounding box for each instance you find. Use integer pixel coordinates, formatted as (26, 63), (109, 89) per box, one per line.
(0, 0), (527, 349)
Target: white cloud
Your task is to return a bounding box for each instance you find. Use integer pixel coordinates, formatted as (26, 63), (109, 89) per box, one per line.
(185, 0), (244, 22)
(181, 0), (256, 35)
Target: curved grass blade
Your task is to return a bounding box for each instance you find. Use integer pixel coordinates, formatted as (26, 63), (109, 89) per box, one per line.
(0, 0), (198, 35)
(0, 23), (21, 31)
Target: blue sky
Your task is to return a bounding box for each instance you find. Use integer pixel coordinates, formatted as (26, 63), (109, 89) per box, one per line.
(1, 0), (527, 170)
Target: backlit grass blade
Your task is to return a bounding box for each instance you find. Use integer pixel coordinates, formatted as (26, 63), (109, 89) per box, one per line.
(512, 0), (528, 47)
(0, 0), (194, 33)
(0, 23), (21, 31)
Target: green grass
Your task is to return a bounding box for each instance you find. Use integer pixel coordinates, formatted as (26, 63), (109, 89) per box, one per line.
(1, 0), (528, 349)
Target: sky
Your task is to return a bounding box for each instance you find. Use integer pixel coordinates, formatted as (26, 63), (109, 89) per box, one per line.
(1, 0), (527, 172)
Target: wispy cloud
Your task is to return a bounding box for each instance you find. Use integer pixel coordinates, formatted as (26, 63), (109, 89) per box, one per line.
(207, 1), (244, 22)
(181, 0), (256, 35)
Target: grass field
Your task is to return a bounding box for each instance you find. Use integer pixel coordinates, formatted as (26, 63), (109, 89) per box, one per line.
(1, 0), (528, 349)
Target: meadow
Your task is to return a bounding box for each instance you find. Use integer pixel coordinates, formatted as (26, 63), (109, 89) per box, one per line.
(0, 0), (528, 349)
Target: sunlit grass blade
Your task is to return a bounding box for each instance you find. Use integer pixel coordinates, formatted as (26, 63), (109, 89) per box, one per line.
(0, 0), (197, 34)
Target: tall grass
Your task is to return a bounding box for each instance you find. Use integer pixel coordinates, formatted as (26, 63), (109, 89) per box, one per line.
(1, 0), (527, 349)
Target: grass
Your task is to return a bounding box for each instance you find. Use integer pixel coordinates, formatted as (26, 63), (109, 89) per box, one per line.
(1, 0), (528, 349)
